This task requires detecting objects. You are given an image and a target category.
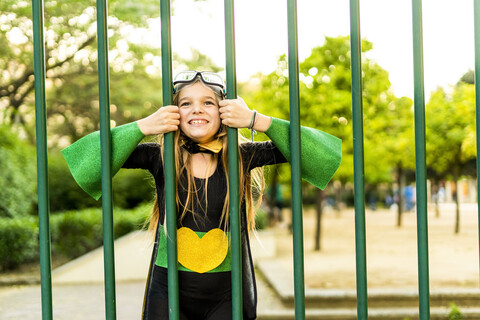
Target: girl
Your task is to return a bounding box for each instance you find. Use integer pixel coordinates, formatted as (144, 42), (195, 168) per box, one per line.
(62, 71), (342, 320)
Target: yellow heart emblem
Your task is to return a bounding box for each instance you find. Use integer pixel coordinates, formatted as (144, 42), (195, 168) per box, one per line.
(177, 227), (229, 274)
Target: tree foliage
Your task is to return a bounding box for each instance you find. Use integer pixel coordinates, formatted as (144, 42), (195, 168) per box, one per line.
(1, 0), (217, 215)
(244, 36), (413, 189)
(1, 0), (175, 147)
(425, 81), (475, 232)
(426, 83), (475, 177)
(4, 0), (476, 221)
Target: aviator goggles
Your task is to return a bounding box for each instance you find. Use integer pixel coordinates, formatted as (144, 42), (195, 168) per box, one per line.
(173, 71), (226, 97)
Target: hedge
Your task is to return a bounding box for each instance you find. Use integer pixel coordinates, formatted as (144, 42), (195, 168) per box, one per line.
(50, 205), (150, 259)
(0, 217), (39, 270)
(0, 125), (37, 218)
(47, 151), (156, 213)
(0, 204), (151, 271)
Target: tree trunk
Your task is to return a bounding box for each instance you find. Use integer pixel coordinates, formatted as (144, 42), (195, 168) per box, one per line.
(454, 176), (460, 234)
(396, 164), (404, 227)
(314, 188), (323, 251)
(333, 181), (344, 217)
(433, 182), (440, 218)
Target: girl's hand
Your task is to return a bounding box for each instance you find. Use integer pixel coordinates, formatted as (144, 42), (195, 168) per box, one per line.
(219, 97), (253, 128)
(136, 105), (180, 136)
(219, 97), (272, 132)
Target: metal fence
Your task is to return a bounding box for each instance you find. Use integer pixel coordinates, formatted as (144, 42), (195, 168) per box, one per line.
(32, 0), (480, 319)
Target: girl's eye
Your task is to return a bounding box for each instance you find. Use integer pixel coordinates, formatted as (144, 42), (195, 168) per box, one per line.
(205, 100), (217, 106)
(180, 102), (190, 107)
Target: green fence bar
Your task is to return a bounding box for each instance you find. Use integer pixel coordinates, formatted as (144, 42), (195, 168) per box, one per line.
(286, 0), (305, 319)
(96, 0), (117, 319)
(32, 0), (53, 319)
(224, 1), (242, 318)
(411, 0), (430, 318)
(159, 0), (179, 318)
(474, 0), (480, 282)
(349, 0), (368, 319)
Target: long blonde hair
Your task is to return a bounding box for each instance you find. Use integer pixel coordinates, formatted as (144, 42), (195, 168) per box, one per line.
(148, 80), (264, 234)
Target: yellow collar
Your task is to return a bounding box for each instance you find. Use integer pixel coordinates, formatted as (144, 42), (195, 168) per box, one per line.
(181, 139), (223, 154)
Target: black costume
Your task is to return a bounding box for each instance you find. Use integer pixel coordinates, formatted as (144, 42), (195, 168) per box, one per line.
(61, 118), (342, 320)
(124, 141), (286, 319)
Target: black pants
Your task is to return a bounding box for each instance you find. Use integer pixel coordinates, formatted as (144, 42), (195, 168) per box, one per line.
(146, 266), (234, 320)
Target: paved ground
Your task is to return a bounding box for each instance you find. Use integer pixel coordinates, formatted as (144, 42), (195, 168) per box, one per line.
(0, 281), (145, 320)
(0, 276), (284, 320)
(0, 202), (478, 319)
(277, 202), (479, 290)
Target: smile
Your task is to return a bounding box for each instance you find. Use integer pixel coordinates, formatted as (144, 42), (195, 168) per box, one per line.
(189, 119), (208, 125)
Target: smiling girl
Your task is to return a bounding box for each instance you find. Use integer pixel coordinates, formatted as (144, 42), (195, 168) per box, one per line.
(62, 71), (342, 320)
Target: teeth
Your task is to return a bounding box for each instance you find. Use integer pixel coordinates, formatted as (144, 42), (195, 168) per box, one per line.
(191, 120), (207, 124)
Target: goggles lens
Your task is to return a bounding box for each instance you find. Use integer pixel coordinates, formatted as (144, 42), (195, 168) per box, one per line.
(200, 72), (224, 86)
(174, 71), (198, 82)
(173, 71), (225, 96)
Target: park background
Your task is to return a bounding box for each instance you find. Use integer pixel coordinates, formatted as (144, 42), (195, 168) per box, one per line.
(0, 0), (479, 319)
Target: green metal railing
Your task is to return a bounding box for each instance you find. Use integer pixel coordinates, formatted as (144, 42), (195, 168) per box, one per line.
(96, 1), (117, 318)
(474, 0), (480, 283)
(411, 0), (431, 318)
(223, 1), (243, 319)
(159, 0), (179, 319)
(32, 0), (480, 319)
(286, 1), (305, 319)
(349, 0), (368, 318)
(32, 0), (52, 319)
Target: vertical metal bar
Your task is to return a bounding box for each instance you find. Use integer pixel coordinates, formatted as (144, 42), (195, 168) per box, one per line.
(411, 0), (430, 318)
(96, 0), (117, 319)
(349, 0), (368, 318)
(474, 0), (480, 284)
(224, 1), (242, 319)
(286, 1), (305, 319)
(160, 0), (179, 318)
(32, 0), (53, 319)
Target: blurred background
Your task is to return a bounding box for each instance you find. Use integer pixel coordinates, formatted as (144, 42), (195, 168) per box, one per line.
(0, 0), (478, 315)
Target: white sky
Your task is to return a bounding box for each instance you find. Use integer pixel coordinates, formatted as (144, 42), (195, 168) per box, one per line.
(151, 0), (475, 99)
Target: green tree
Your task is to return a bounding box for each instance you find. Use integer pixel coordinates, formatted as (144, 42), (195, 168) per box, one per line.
(1, 0), (206, 147)
(426, 82), (476, 233)
(366, 95), (415, 226)
(174, 48), (223, 74)
(1, 0), (157, 125)
(459, 70), (474, 85)
(1, 0), (218, 213)
(244, 36), (409, 249)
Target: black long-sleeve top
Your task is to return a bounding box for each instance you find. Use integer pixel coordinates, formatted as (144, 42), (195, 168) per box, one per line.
(123, 140), (287, 320)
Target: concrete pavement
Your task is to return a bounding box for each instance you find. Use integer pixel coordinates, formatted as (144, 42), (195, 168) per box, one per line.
(51, 231), (153, 284)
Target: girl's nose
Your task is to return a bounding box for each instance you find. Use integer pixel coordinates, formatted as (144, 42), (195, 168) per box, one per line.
(192, 102), (203, 113)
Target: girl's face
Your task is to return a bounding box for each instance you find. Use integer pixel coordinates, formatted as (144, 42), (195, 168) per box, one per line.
(178, 82), (221, 144)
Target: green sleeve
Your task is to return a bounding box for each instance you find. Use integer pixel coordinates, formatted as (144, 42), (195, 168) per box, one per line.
(61, 122), (145, 200)
(265, 117), (342, 190)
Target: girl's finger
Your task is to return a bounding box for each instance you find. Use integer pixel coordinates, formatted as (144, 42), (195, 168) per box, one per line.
(218, 100), (229, 107)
